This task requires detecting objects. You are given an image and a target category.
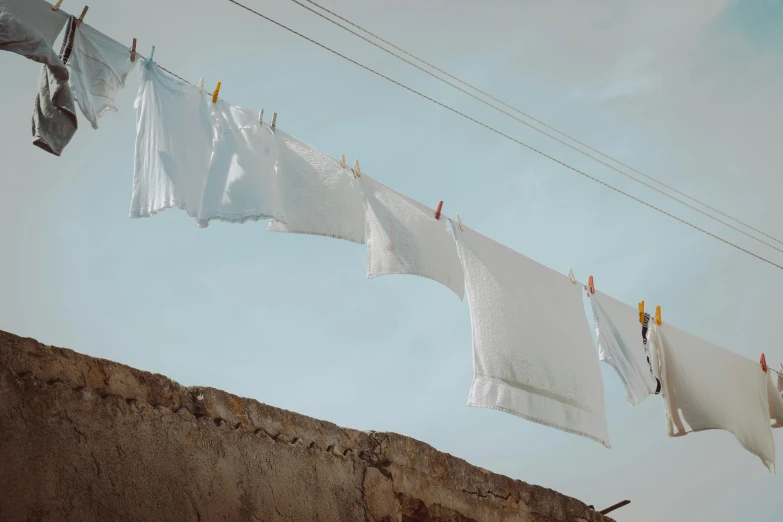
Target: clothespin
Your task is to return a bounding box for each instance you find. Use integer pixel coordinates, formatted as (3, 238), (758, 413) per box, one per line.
(586, 275), (595, 297)
(51, 0), (64, 11)
(145, 45), (155, 68)
(353, 159), (362, 178)
(760, 353), (768, 373)
(435, 201), (443, 220)
(456, 214), (464, 232)
(638, 301), (645, 324)
(655, 305), (662, 326)
(197, 77), (204, 93)
(130, 38), (137, 63)
(258, 109), (264, 123)
(271, 112), (278, 129)
(340, 154), (347, 169)
(77, 5), (88, 25)
(211, 82), (221, 104)
(568, 269), (576, 284)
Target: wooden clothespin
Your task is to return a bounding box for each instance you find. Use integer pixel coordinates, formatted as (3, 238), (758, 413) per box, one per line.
(130, 38), (137, 63)
(456, 214), (464, 232)
(197, 77), (204, 94)
(340, 154), (347, 169)
(352, 159), (361, 178)
(145, 45), (155, 68)
(760, 353), (768, 373)
(77, 5), (88, 25)
(435, 201), (443, 220)
(51, 0), (64, 11)
(568, 269), (576, 284)
(271, 112), (278, 129)
(258, 109), (264, 123)
(655, 305), (662, 326)
(638, 301), (645, 324)
(586, 275), (595, 297)
(211, 82), (221, 104)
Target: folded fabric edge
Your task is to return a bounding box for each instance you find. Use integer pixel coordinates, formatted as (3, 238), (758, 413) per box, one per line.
(130, 203), (279, 227)
(600, 357), (649, 407)
(665, 425), (775, 473)
(268, 219), (365, 245)
(366, 270), (465, 301)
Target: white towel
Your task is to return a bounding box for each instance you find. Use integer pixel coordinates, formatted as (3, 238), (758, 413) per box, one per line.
(454, 222), (610, 448)
(268, 131), (365, 244)
(653, 322), (775, 471)
(67, 22), (135, 129)
(198, 102), (286, 226)
(357, 175), (464, 299)
(590, 291), (658, 405)
(770, 371), (783, 429)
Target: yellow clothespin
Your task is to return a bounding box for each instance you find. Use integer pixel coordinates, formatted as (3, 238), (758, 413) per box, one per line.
(340, 154), (347, 169)
(130, 38), (137, 62)
(271, 112), (278, 129)
(352, 159), (361, 178)
(655, 305), (662, 326)
(51, 0), (64, 11)
(211, 82), (221, 104)
(77, 5), (88, 25)
(456, 214), (464, 232)
(638, 301), (645, 324)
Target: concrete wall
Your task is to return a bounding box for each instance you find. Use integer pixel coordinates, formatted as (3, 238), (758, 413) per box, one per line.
(0, 330), (614, 522)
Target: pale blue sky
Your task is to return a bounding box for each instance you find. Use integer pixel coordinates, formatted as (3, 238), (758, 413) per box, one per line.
(2, 1), (783, 520)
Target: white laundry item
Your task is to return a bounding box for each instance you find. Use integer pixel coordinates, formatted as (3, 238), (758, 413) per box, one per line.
(268, 131), (365, 244)
(0, 0), (67, 46)
(357, 175), (464, 299)
(769, 371), (783, 429)
(198, 101), (285, 225)
(590, 291), (658, 406)
(130, 60), (213, 221)
(654, 322), (775, 471)
(453, 223), (610, 448)
(67, 21), (135, 129)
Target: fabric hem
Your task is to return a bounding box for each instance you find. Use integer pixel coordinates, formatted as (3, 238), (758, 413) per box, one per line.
(367, 269), (464, 301)
(666, 426), (774, 473)
(130, 203), (278, 227)
(268, 221), (365, 245)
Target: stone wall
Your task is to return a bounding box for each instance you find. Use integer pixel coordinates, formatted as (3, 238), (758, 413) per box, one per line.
(0, 330), (614, 522)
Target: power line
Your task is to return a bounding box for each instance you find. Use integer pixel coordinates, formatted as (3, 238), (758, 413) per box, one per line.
(286, 0), (783, 256)
(300, 0), (783, 250)
(226, 0), (783, 271)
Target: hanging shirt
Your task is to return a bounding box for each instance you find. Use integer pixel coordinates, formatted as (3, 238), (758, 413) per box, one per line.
(651, 321), (775, 471)
(453, 222), (610, 448)
(0, 0), (67, 47)
(66, 21), (135, 129)
(769, 370), (783, 429)
(589, 291), (658, 406)
(268, 132), (365, 244)
(641, 312), (662, 394)
(357, 175), (464, 299)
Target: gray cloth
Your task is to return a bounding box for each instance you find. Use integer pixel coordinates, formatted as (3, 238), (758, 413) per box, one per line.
(0, 0), (67, 46)
(0, 10), (64, 67)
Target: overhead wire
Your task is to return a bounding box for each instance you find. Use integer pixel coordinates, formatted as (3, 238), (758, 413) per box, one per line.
(226, 0), (783, 271)
(283, 0), (783, 256)
(299, 0), (783, 250)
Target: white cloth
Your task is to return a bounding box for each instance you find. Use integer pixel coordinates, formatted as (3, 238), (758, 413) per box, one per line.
(454, 223), (610, 447)
(67, 22), (135, 129)
(131, 61), (285, 227)
(268, 131), (365, 244)
(590, 291), (658, 405)
(357, 175), (464, 299)
(653, 322), (775, 471)
(0, 0), (67, 46)
(769, 371), (783, 429)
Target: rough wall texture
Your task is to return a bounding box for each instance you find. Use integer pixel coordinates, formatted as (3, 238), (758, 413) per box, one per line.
(0, 330), (615, 522)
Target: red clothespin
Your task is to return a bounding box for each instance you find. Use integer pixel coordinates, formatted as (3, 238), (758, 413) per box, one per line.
(435, 201), (443, 220)
(761, 353), (768, 373)
(586, 275), (595, 297)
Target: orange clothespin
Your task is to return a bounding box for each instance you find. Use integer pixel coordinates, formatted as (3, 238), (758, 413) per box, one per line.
(130, 38), (137, 62)
(761, 353), (768, 373)
(638, 301), (645, 324)
(435, 201), (443, 220)
(211, 82), (221, 104)
(655, 305), (662, 326)
(585, 275), (595, 297)
(77, 5), (88, 25)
